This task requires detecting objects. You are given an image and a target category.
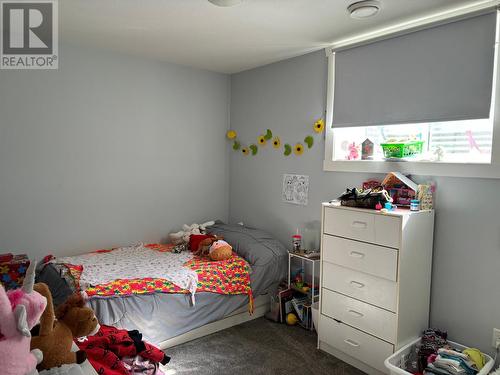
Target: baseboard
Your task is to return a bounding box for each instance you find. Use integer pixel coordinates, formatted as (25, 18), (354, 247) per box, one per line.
(158, 294), (269, 349)
(318, 340), (388, 375)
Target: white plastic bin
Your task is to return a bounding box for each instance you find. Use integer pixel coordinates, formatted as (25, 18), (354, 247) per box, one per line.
(311, 301), (319, 331)
(385, 338), (495, 375)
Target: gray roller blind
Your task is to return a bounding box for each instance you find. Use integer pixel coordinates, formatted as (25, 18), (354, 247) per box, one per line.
(332, 12), (496, 128)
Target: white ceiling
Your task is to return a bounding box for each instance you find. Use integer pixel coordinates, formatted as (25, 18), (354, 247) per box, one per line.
(61, 0), (481, 74)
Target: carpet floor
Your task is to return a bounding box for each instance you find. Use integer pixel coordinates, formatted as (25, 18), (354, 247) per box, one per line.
(165, 317), (366, 375)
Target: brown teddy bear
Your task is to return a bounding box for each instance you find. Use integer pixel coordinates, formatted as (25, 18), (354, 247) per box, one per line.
(31, 283), (100, 370)
(195, 237), (233, 261)
(208, 240), (233, 261)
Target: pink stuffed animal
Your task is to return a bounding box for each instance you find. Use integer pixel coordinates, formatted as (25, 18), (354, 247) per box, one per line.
(0, 260), (47, 375)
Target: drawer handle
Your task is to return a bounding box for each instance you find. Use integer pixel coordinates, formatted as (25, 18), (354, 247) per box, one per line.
(349, 251), (365, 258)
(350, 280), (365, 288)
(348, 309), (364, 318)
(344, 339), (360, 347)
(351, 221), (367, 229)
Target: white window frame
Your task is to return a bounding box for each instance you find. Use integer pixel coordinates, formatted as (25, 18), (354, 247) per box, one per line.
(323, 1), (500, 179)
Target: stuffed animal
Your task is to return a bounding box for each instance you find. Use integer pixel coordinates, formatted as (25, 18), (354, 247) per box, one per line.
(169, 221), (215, 245)
(208, 240), (233, 261)
(31, 286), (100, 371)
(0, 260), (47, 375)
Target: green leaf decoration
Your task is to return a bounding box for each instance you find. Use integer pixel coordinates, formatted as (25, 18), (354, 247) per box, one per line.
(249, 144), (258, 155)
(284, 144), (292, 156)
(233, 141), (241, 150)
(304, 135), (314, 149)
(264, 129), (273, 140)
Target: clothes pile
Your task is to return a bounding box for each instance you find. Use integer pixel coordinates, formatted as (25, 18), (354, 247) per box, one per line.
(412, 329), (487, 375)
(75, 325), (170, 375)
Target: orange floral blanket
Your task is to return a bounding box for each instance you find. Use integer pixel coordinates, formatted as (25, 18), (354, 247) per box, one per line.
(60, 244), (253, 312)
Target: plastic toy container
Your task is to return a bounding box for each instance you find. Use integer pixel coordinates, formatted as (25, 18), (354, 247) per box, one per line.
(380, 141), (424, 159)
(311, 301), (319, 331)
(384, 337), (495, 375)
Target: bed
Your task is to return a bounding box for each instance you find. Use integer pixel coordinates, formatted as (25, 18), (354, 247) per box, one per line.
(36, 222), (288, 348)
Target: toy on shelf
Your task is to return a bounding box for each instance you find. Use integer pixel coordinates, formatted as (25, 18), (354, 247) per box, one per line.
(346, 142), (360, 160)
(361, 138), (374, 160)
(382, 172), (418, 207)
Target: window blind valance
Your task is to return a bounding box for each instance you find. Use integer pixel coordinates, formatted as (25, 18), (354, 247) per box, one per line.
(332, 12), (497, 128)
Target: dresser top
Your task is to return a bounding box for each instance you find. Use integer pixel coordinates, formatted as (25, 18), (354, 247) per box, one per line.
(322, 201), (433, 217)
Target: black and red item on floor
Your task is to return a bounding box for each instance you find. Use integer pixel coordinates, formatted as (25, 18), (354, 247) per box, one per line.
(75, 325), (170, 375)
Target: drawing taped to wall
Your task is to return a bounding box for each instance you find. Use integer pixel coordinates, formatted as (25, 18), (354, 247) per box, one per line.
(282, 174), (309, 206)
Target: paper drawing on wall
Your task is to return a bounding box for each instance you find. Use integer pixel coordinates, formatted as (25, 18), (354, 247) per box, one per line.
(282, 174), (309, 206)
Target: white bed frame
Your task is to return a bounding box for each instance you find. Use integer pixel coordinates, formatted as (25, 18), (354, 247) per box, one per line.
(158, 294), (270, 349)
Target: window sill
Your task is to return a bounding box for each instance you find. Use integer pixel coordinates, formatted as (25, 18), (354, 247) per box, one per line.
(323, 159), (500, 179)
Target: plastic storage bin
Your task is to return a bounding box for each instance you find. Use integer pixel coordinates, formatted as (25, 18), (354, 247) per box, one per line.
(380, 141), (424, 159)
(311, 301), (319, 331)
(385, 337), (495, 375)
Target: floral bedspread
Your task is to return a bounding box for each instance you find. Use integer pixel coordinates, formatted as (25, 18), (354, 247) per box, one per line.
(59, 244), (254, 312)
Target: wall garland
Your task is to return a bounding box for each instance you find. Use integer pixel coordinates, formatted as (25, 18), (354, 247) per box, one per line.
(226, 118), (325, 157)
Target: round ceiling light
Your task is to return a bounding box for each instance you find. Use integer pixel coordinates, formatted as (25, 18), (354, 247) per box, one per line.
(208, 0), (243, 6)
(348, 1), (381, 19)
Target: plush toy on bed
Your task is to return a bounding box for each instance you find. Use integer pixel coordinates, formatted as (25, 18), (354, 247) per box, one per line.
(192, 235), (233, 261)
(31, 285), (100, 370)
(0, 260), (47, 375)
(208, 240), (233, 261)
(169, 221), (215, 245)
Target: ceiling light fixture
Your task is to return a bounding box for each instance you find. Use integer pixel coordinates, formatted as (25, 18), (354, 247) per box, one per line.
(348, 0), (381, 19)
(208, 0), (243, 7)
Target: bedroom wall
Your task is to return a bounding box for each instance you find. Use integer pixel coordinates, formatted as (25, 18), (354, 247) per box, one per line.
(229, 50), (500, 354)
(0, 44), (230, 257)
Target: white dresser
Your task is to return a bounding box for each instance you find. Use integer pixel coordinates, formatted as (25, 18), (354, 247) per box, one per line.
(318, 203), (434, 375)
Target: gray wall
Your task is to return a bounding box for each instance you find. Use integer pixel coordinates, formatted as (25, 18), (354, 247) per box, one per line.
(0, 44), (230, 257)
(229, 50), (500, 354)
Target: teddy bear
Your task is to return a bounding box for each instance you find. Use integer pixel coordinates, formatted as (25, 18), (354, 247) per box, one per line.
(208, 240), (233, 261)
(169, 221), (215, 245)
(0, 260), (47, 375)
(193, 237), (233, 261)
(31, 285), (100, 370)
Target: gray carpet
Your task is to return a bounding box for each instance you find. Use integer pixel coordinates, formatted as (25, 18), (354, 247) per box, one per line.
(165, 317), (366, 375)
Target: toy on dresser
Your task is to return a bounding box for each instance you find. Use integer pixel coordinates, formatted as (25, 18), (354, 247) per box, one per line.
(0, 261), (47, 375)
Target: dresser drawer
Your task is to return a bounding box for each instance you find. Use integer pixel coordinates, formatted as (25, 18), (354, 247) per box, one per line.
(322, 235), (398, 281)
(319, 314), (394, 373)
(321, 289), (397, 343)
(324, 207), (375, 243)
(322, 262), (398, 312)
(323, 207), (401, 248)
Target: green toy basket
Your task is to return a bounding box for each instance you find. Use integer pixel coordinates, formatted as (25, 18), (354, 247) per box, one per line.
(380, 141), (424, 159)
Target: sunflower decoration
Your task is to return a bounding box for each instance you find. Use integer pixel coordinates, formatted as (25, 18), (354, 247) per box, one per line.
(249, 144), (258, 155)
(242, 147), (249, 156)
(313, 119), (325, 133)
(294, 143), (304, 155)
(272, 137), (281, 148)
(227, 130), (237, 139)
(258, 135), (267, 146)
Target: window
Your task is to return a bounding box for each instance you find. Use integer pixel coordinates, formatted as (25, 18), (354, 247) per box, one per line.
(332, 118), (494, 164)
(323, 8), (500, 178)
